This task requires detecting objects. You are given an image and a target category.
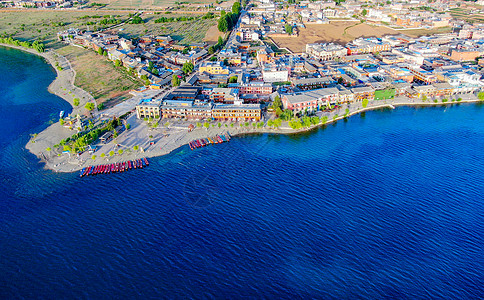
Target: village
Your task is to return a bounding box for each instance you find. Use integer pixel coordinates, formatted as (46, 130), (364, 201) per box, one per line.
(19, 0), (484, 171)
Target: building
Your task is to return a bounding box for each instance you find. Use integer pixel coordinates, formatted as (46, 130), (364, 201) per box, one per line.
(136, 98), (162, 119)
(292, 77), (334, 90)
(306, 43), (347, 61)
(198, 61), (230, 75)
(262, 68), (289, 83)
(161, 101), (212, 120)
(410, 67), (437, 84)
(346, 38), (391, 55)
(238, 82), (273, 94)
(351, 86), (375, 102)
(212, 104), (262, 121)
(209, 88), (240, 104)
(281, 87), (343, 113)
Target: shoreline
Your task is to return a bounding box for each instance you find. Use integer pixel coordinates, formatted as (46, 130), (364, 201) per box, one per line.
(36, 96), (482, 174)
(5, 44), (482, 174)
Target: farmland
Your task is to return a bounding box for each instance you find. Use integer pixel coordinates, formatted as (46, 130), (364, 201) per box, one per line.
(449, 7), (484, 24)
(270, 21), (455, 53)
(0, 10), (136, 48)
(270, 22), (399, 53)
(0, 9), (220, 106)
(86, 0), (217, 9)
(117, 12), (219, 44)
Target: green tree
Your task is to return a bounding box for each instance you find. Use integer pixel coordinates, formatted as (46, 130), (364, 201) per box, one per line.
(478, 92), (484, 101)
(310, 116), (319, 125)
(344, 108), (350, 118)
(100, 153), (106, 158)
(362, 9), (368, 16)
(271, 95), (282, 110)
(133, 145), (139, 151)
(59, 118), (65, 125)
(196, 122), (202, 128)
(109, 150), (114, 156)
(46, 147), (52, 152)
(218, 16), (228, 32)
(97, 47), (103, 55)
(321, 116), (329, 124)
(172, 74), (181, 87)
(285, 24), (293, 34)
(218, 122), (222, 128)
(114, 59), (122, 67)
(208, 46), (215, 55)
(85, 102), (95, 111)
(302, 116), (311, 128)
(204, 122), (210, 129)
(73, 98), (80, 106)
(97, 103), (105, 110)
(130, 16), (144, 24)
(92, 155), (97, 160)
(228, 76), (238, 83)
(232, 1), (241, 14)
(182, 61), (194, 74)
(288, 118), (302, 129)
(118, 149), (123, 155)
(362, 98), (369, 108)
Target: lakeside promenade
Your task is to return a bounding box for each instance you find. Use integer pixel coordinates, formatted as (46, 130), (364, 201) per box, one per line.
(29, 91), (482, 173)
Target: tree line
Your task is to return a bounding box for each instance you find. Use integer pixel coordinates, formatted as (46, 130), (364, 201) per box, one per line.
(0, 36), (45, 53)
(217, 2), (242, 33)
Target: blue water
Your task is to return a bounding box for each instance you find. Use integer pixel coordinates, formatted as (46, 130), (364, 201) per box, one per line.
(1, 47), (484, 298)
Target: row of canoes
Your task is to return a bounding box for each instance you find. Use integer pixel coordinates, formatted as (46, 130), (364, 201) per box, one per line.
(189, 133), (231, 150)
(80, 158), (149, 177)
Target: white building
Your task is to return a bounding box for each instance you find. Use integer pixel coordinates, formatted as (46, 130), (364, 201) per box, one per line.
(262, 69), (289, 83)
(306, 43), (347, 61)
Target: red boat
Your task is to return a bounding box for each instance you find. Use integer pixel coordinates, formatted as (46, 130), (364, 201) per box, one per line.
(144, 157), (149, 166)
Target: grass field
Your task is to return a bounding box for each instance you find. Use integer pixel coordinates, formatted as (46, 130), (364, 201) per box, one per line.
(0, 10), (132, 48)
(86, 0), (228, 9)
(57, 46), (144, 106)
